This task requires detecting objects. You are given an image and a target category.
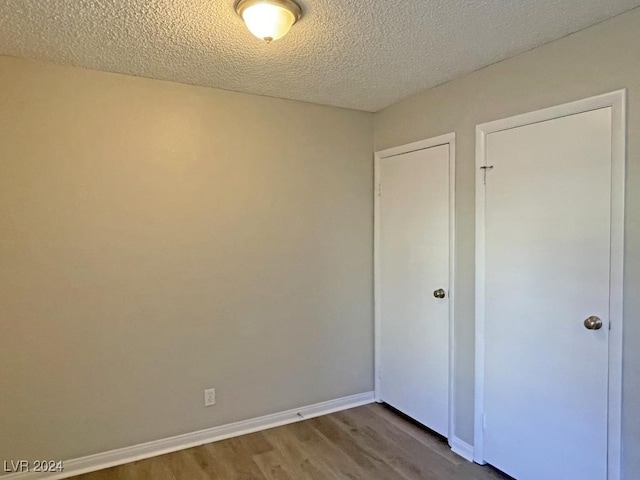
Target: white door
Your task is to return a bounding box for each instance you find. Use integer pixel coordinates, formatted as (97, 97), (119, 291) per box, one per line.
(378, 143), (451, 436)
(482, 108), (612, 479)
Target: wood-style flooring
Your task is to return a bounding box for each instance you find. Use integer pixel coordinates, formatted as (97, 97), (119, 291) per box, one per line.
(73, 403), (511, 480)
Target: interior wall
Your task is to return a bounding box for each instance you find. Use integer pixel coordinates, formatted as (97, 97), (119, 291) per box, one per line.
(374, 7), (640, 477)
(0, 55), (374, 465)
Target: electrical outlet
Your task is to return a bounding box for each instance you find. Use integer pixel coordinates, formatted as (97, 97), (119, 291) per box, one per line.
(204, 388), (216, 407)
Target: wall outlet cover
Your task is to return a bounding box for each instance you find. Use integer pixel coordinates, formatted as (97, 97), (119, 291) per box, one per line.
(204, 388), (216, 407)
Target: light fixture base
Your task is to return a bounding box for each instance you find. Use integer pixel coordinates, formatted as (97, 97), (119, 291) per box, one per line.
(234, 0), (303, 23)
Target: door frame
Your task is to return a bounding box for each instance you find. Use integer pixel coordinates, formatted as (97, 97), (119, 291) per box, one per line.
(474, 90), (626, 479)
(374, 132), (457, 443)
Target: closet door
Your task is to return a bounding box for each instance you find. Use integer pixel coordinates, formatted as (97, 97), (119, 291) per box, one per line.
(481, 108), (612, 479)
(377, 143), (452, 436)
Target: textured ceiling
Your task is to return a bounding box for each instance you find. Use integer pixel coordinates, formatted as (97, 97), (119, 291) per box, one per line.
(1, 1), (639, 112)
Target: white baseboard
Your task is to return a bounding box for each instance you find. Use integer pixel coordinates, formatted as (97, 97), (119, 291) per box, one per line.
(3, 391), (375, 480)
(449, 436), (474, 462)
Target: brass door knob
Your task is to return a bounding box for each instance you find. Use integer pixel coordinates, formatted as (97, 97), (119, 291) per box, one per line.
(433, 289), (446, 299)
(584, 316), (603, 330)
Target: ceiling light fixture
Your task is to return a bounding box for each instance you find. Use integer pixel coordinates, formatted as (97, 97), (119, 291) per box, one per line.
(235, 0), (303, 43)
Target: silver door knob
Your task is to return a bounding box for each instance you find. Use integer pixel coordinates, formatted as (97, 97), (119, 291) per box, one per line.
(584, 316), (603, 330)
(433, 289), (446, 299)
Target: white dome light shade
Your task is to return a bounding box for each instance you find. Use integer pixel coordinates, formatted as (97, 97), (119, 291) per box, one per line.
(235, 0), (302, 43)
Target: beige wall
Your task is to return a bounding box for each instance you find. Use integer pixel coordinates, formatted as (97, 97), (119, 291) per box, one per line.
(375, 7), (640, 477)
(0, 56), (374, 464)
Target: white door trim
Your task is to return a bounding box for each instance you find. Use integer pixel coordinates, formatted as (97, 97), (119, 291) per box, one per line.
(474, 90), (626, 480)
(374, 132), (457, 444)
